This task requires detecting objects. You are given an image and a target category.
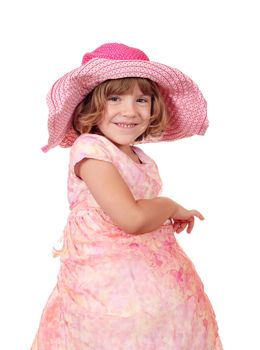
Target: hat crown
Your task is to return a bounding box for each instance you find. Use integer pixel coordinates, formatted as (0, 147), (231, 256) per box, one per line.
(81, 43), (149, 65)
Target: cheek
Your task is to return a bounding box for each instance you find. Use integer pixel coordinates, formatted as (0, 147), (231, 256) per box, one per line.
(143, 112), (151, 125)
(140, 119), (150, 132)
(96, 118), (107, 134)
(97, 112), (109, 126)
(144, 105), (152, 119)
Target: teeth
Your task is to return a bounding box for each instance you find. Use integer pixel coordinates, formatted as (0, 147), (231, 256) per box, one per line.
(116, 123), (136, 128)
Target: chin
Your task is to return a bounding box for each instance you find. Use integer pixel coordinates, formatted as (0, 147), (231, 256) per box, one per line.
(110, 135), (138, 146)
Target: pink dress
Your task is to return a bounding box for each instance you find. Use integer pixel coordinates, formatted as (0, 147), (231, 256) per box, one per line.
(31, 134), (223, 350)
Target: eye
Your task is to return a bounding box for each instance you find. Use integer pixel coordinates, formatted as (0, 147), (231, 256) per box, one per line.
(108, 95), (120, 102)
(137, 96), (151, 103)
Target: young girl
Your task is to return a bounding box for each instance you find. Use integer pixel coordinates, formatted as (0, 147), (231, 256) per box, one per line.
(31, 43), (223, 349)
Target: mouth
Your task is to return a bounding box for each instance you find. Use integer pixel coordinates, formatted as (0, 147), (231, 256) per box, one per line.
(114, 123), (138, 129)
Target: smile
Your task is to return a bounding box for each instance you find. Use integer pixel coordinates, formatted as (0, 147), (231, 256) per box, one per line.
(114, 123), (138, 128)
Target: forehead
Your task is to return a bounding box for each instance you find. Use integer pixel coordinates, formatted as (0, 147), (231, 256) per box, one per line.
(121, 83), (148, 95)
(104, 78), (153, 95)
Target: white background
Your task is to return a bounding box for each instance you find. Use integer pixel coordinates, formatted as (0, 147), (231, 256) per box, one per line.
(0, 0), (259, 349)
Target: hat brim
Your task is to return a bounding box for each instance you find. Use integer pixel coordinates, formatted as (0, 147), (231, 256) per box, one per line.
(44, 58), (208, 151)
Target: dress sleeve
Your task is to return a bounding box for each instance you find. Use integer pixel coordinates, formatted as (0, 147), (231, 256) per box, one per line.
(70, 134), (113, 171)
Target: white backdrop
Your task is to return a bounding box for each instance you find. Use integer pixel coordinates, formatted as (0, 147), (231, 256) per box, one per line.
(0, 0), (259, 349)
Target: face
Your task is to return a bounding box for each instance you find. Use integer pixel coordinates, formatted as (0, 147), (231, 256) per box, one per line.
(97, 83), (152, 148)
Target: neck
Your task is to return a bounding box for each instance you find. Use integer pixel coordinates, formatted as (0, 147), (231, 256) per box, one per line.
(116, 144), (133, 156)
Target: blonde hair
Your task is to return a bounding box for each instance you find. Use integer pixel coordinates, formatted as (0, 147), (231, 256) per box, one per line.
(72, 78), (168, 141)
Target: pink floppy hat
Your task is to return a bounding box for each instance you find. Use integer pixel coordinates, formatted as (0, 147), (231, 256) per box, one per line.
(42, 43), (208, 152)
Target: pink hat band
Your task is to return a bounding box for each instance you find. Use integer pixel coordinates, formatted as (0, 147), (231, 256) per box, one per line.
(42, 43), (208, 151)
(81, 43), (149, 64)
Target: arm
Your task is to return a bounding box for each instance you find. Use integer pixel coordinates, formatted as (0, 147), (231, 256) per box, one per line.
(76, 158), (203, 235)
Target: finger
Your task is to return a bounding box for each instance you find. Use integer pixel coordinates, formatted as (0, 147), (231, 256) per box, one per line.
(172, 220), (182, 229)
(179, 222), (187, 233)
(187, 218), (194, 233)
(190, 210), (205, 221)
(175, 222), (187, 234)
(172, 221), (180, 232)
(175, 226), (185, 234)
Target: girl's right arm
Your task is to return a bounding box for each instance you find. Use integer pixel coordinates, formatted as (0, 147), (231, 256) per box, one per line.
(76, 158), (203, 235)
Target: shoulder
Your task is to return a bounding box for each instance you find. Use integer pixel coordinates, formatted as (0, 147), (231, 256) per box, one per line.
(70, 133), (115, 166)
(71, 133), (115, 153)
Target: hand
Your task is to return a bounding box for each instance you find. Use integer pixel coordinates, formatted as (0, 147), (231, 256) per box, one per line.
(171, 205), (204, 234)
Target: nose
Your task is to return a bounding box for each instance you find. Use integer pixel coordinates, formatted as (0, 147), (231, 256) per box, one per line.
(121, 99), (137, 118)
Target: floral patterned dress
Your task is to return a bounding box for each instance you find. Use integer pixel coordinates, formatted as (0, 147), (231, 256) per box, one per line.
(31, 134), (223, 350)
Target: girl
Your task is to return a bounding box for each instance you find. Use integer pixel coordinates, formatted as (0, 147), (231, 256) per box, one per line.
(31, 43), (223, 349)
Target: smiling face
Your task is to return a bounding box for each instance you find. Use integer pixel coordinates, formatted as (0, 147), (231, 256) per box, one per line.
(97, 83), (152, 148)
(72, 78), (168, 147)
